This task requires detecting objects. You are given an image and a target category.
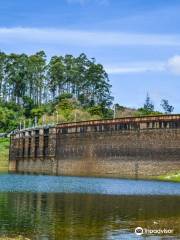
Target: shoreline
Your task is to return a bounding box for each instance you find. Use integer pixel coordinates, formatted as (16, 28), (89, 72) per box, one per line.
(156, 173), (180, 182)
(1, 170), (180, 183)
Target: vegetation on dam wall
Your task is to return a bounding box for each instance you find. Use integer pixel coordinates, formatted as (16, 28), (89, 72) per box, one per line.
(0, 138), (9, 171)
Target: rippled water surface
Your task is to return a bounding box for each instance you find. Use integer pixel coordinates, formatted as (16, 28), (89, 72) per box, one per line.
(0, 174), (180, 239)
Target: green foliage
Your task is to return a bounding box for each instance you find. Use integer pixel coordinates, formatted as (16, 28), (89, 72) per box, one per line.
(135, 108), (162, 116)
(0, 51), (112, 108)
(161, 99), (174, 114)
(157, 172), (180, 182)
(87, 105), (103, 116)
(39, 52), (112, 107)
(0, 51), (113, 131)
(56, 99), (75, 120)
(23, 96), (35, 118)
(0, 51), (175, 133)
(87, 104), (113, 118)
(114, 104), (125, 111)
(31, 106), (45, 118)
(57, 93), (73, 101)
(143, 93), (154, 112)
(0, 106), (19, 131)
(133, 93), (161, 116)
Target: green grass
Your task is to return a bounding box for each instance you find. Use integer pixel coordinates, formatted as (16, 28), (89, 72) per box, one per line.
(156, 172), (180, 182)
(0, 138), (10, 172)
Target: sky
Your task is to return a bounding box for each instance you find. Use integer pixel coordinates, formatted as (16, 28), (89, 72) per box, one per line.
(0, 0), (180, 111)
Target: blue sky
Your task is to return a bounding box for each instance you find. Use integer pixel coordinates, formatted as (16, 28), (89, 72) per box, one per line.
(0, 0), (180, 111)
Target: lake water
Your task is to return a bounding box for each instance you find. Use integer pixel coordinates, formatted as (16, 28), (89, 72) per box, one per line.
(0, 174), (180, 240)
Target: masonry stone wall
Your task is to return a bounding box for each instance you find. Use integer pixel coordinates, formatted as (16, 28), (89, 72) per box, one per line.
(55, 128), (180, 178)
(9, 115), (180, 179)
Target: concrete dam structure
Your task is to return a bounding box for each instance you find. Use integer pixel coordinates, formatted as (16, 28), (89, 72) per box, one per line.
(9, 114), (180, 179)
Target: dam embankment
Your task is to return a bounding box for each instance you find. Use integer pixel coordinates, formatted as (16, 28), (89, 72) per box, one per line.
(9, 114), (180, 179)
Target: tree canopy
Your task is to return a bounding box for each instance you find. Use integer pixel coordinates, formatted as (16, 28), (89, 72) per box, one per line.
(0, 51), (113, 108)
(161, 99), (174, 114)
(0, 51), (113, 132)
(0, 51), (176, 133)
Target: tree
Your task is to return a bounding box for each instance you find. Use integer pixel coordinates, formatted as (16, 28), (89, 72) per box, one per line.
(143, 93), (154, 112)
(47, 53), (113, 108)
(28, 51), (47, 105)
(0, 51), (113, 131)
(161, 99), (174, 114)
(0, 52), (6, 100)
(47, 56), (65, 98)
(136, 93), (158, 116)
(5, 53), (29, 104)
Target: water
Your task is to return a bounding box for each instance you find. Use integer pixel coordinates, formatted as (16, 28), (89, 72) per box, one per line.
(0, 174), (180, 240)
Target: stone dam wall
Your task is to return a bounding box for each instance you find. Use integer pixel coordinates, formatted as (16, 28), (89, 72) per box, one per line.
(9, 114), (180, 179)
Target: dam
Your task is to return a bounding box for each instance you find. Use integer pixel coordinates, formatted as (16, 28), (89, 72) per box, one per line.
(9, 114), (180, 179)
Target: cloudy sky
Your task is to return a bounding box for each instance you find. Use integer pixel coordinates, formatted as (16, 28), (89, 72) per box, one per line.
(0, 0), (180, 111)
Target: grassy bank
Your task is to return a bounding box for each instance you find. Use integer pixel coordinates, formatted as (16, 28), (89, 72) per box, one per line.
(0, 138), (9, 172)
(156, 172), (180, 182)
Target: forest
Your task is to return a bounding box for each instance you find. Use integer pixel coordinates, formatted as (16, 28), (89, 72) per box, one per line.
(0, 51), (174, 133)
(0, 51), (113, 132)
(0, 51), (112, 106)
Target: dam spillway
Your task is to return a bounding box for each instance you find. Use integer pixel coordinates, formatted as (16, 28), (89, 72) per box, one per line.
(9, 114), (180, 179)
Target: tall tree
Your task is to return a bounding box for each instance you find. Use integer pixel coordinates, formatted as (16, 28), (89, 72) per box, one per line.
(47, 56), (65, 98)
(161, 99), (174, 114)
(28, 51), (46, 105)
(5, 53), (28, 104)
(0, 52), (6, 100)
(0, 51), (113, 108)
(143, 93), (154, 112)
(47, 53), (113, 107)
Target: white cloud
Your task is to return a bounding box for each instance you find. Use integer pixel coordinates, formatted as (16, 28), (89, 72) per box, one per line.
(1, 27), (180, 76)
(0, 27), (180, 47)
(166, 55), (180, 75)
(106, 56), (180, 75)
(105, 62), (165, 74)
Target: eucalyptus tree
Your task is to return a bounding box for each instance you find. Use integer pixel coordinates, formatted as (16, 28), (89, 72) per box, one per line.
(85, 59), (112, 107)
(5, 53), (28, 104)
(0, 51), (6, 100)
(47, 55), (65, 99)
(28, 51), (46, 105)
(63, 54), (77, 95)
(143, 93), (154, 112)
(0, 50), (113, 109)
(47, 53), (113, 108)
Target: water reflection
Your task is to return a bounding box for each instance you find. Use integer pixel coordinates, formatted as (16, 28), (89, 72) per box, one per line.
(0, 192), (180, 240)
